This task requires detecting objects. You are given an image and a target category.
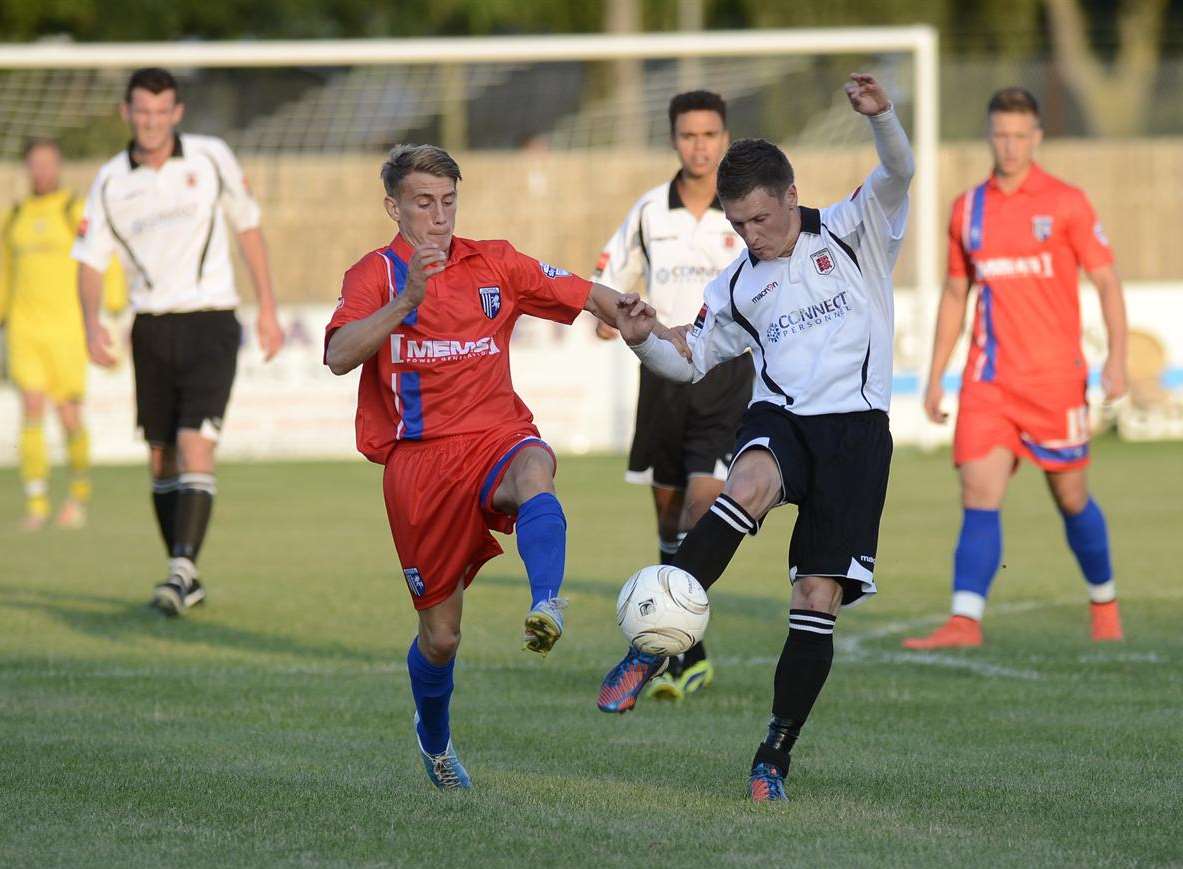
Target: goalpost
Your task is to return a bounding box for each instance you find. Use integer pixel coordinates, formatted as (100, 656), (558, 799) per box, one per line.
(0, 28), (939, 461)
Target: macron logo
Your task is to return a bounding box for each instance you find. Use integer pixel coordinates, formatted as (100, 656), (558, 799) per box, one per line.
(391, 335), (501, 364)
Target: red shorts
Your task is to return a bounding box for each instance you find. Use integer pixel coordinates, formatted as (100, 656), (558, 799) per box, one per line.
(382, 425), (555, 610)
(954, 379), (1090, 471)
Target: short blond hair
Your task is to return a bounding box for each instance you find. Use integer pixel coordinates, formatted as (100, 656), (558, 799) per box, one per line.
(380, 144), (462, 197)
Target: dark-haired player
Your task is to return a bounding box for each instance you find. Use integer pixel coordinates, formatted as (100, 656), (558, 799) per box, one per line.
(598, 75), (913, 802)
(73, 67), (284, 614)
(903, 87), (1127, 650)
(593, 90), (751, 702)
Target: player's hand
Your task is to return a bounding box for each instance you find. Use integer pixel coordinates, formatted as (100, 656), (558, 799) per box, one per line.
(924, 379), (948, 424)
(257, 307), (284, 362)
(844, 73), (891, 117)
(86, 324), (118, 369)
(614, 292), (656, 345)
(404, 243), (447, 307)
(1101, 354), (1128, 402)
(654, 323), (693, 361)
(595, 320), (618, 341)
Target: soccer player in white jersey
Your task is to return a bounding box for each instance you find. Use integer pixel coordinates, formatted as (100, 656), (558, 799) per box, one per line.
(73, 67), (284, 615)
(597, 74), (914, 802)
(594, 91), (751, 701)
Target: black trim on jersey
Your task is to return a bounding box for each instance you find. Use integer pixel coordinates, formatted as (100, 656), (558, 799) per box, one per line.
(100, 176), (154, 290)
(637, 202), (651, 265)
(859, 340), (872, 410)
(196, 152), (225, 280)
(799, 206), (822, 235)
(126, 135), (184, 170)
(668, 171), (723, 212)
(824, 225), (861, 274)
(728, 260), (794, 406)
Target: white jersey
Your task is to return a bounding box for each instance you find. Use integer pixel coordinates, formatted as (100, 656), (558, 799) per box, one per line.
(688, 124), (911, 415)
(594, 174), (744, 326)
(72, 133), (261, 314)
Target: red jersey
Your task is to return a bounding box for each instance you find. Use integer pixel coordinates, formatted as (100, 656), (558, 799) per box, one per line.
(947, 163), (1114, 388)
(326, 234), (591, 463)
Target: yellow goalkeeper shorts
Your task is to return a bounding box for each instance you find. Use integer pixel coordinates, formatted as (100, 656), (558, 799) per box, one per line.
(7, 327), (88, 402)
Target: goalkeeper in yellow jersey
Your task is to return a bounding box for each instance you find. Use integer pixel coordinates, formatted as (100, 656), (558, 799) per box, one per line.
(0, 138), (125, 530)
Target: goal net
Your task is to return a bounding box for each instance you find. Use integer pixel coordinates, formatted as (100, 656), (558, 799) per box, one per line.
(0, 29), (938, 461)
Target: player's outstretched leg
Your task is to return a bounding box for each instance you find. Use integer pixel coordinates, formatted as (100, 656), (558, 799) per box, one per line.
(903, 507), (999, 649)
(598, 493), (758, 713)
(516, 491), (568, 656)
(1060, 497), (1122, 641)
(749, 597), (838, 802)
(408, 635), (471, 790)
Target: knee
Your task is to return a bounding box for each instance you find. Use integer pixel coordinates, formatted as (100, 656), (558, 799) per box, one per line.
(1055, 489), (1090, 516)
(724, 473), (777, 519)
(960, 478), (1004, 510)
(421, 626), (461, 663)
(792, 577), (843, 614)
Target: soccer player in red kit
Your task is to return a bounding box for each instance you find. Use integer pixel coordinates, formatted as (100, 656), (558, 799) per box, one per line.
(904, 88), (1128, 650)
(324, 144), (666, 789)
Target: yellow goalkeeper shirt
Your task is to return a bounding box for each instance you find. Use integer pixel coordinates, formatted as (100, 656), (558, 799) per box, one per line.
(0, 188), (125, 334)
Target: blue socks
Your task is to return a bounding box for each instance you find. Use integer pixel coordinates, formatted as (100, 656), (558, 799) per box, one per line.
(516, 492), (567, 607)
(407, 638), (454, 756)
(1062, 497), (1115, 601)
(951, 508), (1002, 620)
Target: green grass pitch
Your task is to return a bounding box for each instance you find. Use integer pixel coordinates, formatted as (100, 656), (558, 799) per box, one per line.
(1, 439), (1180, 867)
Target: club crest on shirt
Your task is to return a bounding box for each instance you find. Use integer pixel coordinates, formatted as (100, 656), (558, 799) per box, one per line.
(539, 261), (570, 278)
(478, 285), (502, 319)
(811, 248), (835, 276)
(691, 303), (708, 336)
(1032, 214), (1054, 242)
(724, 234), (737, 249)
(76, 217), (89, 239)
(403, 567), (425, 597)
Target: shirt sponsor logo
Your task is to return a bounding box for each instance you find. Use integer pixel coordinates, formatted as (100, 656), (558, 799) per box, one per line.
(1032, 214), (1053, 242)
(539, 261), (570, 278)
(390, 334), (501, 363)
(403, 567), (426, 596)
(751, 280), (779, 304)
(478, 285), (502, 319)
(129, 202), (199, 236)
(811, 248), (835, 276)
(765, 290), (851, 343)
(654, 264), (720, 284)
(974, 252), (1055, 280)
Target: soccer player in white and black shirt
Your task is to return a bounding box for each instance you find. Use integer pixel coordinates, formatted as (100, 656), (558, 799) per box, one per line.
(596, 75), (914, 801)
(593, 91), (752, 700)
(74, 68), (284, 615)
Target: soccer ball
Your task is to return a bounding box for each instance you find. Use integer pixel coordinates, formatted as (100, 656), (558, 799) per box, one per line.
(616, 565), (710, 656)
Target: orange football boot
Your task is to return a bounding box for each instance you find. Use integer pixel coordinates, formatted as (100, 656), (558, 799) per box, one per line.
(902, 615), (983, 649)
(1090, 600), (1124, 642)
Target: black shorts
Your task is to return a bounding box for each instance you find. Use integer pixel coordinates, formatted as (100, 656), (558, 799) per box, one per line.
(627, 355), (754, 490)
(131, 310), (241, 446)
(734, 402), (893, 607)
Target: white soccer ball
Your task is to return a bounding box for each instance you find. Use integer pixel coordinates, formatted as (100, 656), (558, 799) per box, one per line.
(616, 565), (710, 656)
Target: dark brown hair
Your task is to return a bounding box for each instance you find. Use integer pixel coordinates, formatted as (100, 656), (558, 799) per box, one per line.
(716, 138), (794, 202)
(125, 67), (179, 103)
(668, 90), (727, 134)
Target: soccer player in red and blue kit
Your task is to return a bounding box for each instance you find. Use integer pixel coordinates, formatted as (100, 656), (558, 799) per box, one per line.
(904, 88), (1128, 649)
(324, 144), (666, 789)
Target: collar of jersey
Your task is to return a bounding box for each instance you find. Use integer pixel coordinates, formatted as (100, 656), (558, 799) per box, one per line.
(389, 232), (480, 266)
(986, 161), (1050, 196)
(667, 171), (723, 212)
(126, 135), (184, 170)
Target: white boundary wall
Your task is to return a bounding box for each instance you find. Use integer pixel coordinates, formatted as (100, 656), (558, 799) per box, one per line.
(1, 283), (1181, 466)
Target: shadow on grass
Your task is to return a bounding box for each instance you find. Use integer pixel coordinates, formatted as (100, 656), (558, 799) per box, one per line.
(0, 583), (381, 664)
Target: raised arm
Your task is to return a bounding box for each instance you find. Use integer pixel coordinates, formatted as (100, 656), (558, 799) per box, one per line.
(844, 73), (915, 217)
(325, 244), (443, 375)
